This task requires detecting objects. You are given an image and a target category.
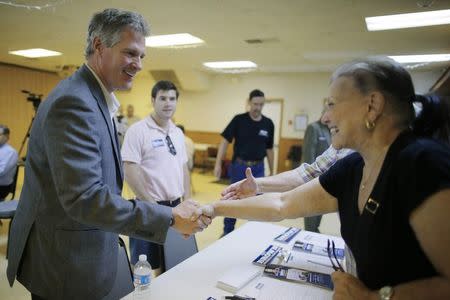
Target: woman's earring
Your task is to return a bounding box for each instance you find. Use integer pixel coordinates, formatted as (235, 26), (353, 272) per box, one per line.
(365, 119), (375, 130)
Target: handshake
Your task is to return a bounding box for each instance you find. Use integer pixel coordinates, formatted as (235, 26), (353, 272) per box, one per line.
(170, 167), (258, 237)
(170, 199), (215, 237)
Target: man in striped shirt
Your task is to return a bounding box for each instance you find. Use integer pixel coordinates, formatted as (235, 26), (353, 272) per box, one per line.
(220, 146), (353, 200)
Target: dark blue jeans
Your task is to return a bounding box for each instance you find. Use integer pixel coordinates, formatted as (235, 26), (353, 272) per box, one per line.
(223, 160), (265, 235)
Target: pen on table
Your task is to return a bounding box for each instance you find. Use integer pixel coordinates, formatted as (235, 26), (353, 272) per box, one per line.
(224, 296), (255, 300)
(307, 259), (334, 269)
(284, 251), (291, 262)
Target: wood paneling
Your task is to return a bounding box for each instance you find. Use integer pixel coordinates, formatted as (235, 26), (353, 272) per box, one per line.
(278, 137), (303, 173)
(0, 63), (60, 156)
(185, 130), (222, 145)
(185, 130), (233, 160)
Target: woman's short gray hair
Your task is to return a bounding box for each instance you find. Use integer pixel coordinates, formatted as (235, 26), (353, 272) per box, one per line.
(331, 56), (416, 127)
(85, 8), (150, 59)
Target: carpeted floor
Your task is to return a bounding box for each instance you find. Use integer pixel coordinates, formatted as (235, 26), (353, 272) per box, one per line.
(209, 178), (230, 185)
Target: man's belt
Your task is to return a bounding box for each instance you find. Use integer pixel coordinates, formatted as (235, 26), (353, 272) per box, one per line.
(235, 157), (263, 167)
(158, 198), (181, 207)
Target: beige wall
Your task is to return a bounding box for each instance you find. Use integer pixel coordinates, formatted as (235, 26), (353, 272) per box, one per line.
(0, 63), (443, 156)
(118, 72), (331, 139)
(115, 73), (155, 117)
(176, 73), (331, 139)
(117, 69), (443, 140)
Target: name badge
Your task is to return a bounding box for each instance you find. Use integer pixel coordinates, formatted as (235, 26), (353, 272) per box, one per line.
(151, 138), (165, 148)
(259, 129), (268, 137)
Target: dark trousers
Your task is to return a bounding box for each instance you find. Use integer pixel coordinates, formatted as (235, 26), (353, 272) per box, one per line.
(129, 198), (181, 270)
(0, 185), (10, 200)
(304, 215), (323, 233)
(223, 161), (265, 235)
(31, 294), (46, 300)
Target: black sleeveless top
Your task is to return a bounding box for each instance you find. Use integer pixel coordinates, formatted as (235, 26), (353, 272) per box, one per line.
(319, 131), (450, 289)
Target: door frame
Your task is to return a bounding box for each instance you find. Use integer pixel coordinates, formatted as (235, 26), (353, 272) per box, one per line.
(265, 98), (284, 174)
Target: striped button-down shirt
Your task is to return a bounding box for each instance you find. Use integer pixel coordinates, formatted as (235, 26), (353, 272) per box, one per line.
(295, 146), (354, 184)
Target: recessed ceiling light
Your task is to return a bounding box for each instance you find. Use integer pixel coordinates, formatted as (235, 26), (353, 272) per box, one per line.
(9, 48), (62, 58)
(146, 33), (204, 47)
(203, 61), (257, 69)
(365, 9), (450, 31)
(389, 54), (450, 63)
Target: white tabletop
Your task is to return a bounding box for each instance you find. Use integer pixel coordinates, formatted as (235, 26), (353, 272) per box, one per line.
(125, 222), (340, 300)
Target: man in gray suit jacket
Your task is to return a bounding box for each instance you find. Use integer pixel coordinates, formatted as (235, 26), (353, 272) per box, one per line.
(301, 106), (331, 233)
(7, 8), (210, 300)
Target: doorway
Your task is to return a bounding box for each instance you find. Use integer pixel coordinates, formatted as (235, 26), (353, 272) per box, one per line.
(263, 99), (283, 175)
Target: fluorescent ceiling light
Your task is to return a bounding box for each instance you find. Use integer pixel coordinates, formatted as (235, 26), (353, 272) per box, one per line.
(389, 54), (450, 63)
(203, 61), (257, 69)
(146, 33), (204, 47)
(9, 48), (62, 58)
(366, 9), (450, 31)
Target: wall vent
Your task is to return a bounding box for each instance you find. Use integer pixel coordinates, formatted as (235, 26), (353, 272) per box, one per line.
(245, 37), (280, 44)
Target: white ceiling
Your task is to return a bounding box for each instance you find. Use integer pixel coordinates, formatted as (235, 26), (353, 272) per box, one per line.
(1, 0), (449, 85)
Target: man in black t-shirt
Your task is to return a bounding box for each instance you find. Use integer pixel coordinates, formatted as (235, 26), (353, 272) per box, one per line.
(214, 89), (275, 235)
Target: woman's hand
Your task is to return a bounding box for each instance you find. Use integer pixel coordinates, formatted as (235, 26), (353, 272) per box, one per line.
(332, 271), (378, 300)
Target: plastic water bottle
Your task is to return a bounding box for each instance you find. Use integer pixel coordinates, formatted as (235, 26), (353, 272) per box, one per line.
(133, 254), (152, 299)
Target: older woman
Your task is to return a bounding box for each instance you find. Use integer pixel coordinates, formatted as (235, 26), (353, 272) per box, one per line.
(202, 57), (450, 300)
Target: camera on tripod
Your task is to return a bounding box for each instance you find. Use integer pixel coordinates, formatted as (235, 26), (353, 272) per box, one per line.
(19, 90), (44, 159)
(22, 90), (43, 111)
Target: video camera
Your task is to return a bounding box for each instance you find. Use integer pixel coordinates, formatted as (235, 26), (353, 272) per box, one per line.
(22, 90), (43, 111)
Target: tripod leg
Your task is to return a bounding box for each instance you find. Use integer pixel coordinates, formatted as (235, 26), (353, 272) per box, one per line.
(18, 117), (34, 158)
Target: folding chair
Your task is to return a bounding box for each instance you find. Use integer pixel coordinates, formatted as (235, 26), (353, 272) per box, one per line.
(0, 165), (20, 258)
(163, 228), (198, 271)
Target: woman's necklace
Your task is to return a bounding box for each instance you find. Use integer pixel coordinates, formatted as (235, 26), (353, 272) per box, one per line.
(360, 149), (388, 191)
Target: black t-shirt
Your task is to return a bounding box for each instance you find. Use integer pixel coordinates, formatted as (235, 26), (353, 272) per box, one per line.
(319, 130), (450, 289)
(222, 112), (274, 161)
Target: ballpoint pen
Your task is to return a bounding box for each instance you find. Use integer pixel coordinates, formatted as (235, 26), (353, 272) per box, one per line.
(284, 252), (291, 263)
(306, 259), (333, 269)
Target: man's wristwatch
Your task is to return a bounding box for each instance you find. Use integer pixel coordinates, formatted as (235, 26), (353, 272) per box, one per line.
(169, 215), (175, 226)
(379, 286), (394, 300)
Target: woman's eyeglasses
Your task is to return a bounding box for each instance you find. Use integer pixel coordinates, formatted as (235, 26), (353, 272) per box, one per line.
(166, 135), (177, 156)
(327, 239), (345, 272)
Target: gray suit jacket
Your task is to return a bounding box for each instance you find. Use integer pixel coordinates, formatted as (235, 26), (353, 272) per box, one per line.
(7, 65), (172, 299)
(301, 121), (331, 164)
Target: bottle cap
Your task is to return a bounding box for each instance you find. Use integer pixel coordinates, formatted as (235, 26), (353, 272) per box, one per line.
(139, 254), (147, 262)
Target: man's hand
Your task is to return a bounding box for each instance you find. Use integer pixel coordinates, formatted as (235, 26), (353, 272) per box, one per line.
(171, 199), (212, 236)
(331, 271), (377, 300)
(221, 167), (258, 200)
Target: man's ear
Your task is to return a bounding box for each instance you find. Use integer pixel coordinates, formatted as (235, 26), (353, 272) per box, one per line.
(367, 91), (386, 122)
(92, 37), (104, 56)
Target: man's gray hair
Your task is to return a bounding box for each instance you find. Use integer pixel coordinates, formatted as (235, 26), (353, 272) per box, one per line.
(85, 8), (150, 59)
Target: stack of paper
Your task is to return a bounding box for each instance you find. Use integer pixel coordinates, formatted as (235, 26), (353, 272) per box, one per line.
(216, 266), (261, 293)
